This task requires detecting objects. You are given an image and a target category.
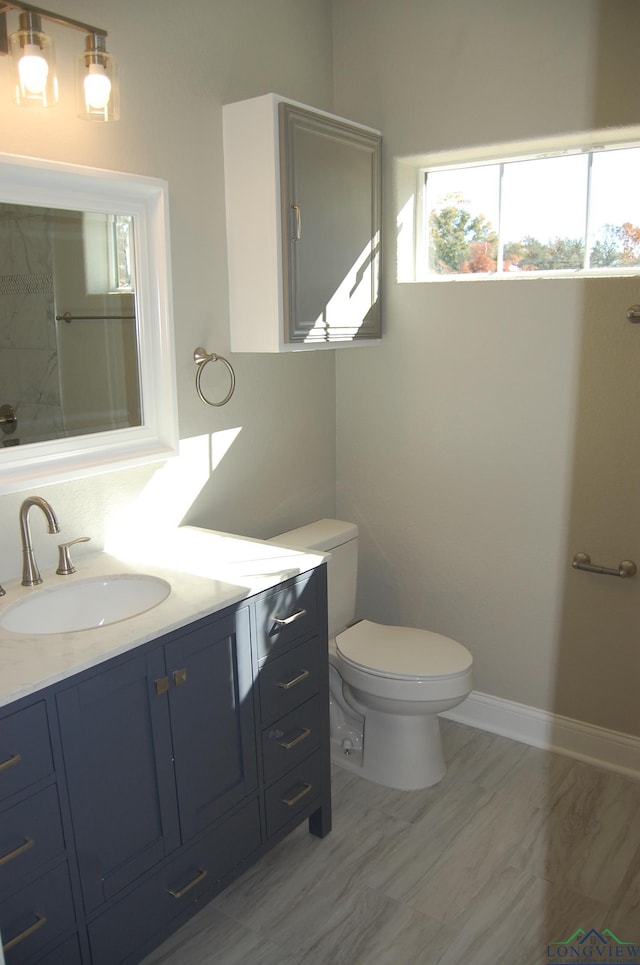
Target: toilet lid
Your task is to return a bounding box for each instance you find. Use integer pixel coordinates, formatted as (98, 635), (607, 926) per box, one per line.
(336, 620), (472, 680)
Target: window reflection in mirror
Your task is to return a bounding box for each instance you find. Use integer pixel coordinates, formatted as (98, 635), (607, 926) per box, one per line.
(0, 202), (142, 449)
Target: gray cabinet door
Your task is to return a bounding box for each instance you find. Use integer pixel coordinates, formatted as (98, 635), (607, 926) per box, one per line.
(280, 103), (382, 344)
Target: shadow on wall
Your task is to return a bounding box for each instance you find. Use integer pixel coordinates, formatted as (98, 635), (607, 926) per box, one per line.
(542, 0), (640, 948)
(591, 0), (640, 132)
(553, 277), (640, 740)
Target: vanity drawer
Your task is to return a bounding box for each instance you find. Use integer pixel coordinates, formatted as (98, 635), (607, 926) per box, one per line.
(0, 785), (66, 901)
(265, 750), (323, 838)
(262, 695), (321, 783)
(88, 797), (262, 965)
(255, 571), (318, 659)
(0, 861), (76, 965)
(0, 703), (53, 804)
(259, 637), (320, 725)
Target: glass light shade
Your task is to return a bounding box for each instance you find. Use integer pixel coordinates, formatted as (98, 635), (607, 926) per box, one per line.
(10, 14), (58, 107)
(77, 34), (119, 122)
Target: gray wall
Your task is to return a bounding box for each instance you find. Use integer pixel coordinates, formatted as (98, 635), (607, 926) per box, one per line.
(0, 0), (336, 580)
(332, 0), (640, 736)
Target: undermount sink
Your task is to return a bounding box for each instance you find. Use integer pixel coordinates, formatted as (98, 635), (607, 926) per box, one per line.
(1, 574), (171, 635)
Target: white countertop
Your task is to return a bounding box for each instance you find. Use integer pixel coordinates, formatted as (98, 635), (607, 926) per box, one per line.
(0, 527), (325, 708)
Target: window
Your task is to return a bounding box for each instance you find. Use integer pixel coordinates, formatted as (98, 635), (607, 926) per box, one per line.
(416, 141), (640, 280)
(83, 212), (135, 294)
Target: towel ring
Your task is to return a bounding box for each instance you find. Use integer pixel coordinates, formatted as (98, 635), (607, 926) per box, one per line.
(193, 348), (236, 407)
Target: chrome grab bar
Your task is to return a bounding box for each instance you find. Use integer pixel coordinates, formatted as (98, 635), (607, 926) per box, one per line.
(572, 552), (637, 579)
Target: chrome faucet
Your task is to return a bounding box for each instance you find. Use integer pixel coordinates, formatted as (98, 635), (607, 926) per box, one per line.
(20, 496), (61, 586)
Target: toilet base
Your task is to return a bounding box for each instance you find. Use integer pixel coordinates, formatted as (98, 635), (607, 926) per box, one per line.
(359, 704), (446, 790)
(328, 656), (457, 790)
(329, 710), (446, 790)
(330, 682), (448, 789)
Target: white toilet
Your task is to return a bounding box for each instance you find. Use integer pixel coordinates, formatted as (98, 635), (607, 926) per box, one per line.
(271, 519), (473, 790)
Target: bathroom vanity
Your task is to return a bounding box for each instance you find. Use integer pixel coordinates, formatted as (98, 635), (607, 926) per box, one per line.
(0, 535), (330, 965)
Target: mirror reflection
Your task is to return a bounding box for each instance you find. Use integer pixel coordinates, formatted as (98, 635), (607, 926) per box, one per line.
(0, 202), (142, 449)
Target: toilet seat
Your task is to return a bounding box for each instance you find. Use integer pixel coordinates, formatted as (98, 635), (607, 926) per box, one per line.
(336, 620), (472, 682)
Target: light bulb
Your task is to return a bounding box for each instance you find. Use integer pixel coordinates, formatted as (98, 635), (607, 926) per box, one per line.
(10, 13), (57, 108)
(18, 45), (49, 96)
(84, 64), (111, 110)
(77, 34), (119, 121)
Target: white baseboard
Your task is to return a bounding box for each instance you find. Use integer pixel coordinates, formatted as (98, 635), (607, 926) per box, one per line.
(442, 691), (640, 780)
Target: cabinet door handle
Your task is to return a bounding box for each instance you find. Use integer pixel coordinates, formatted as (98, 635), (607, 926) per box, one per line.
(2, 913), (47, 952)
(291, 203), (302, 240)
(167, 868), (208, 899)
(154, 676), (169, 695)
(277, 669), (310, 690)
(278, 727), (311, 750)
(0, 835), (35, 867)
(272, 608), (306, 627)
(173, 668), (188, 687)
(0, 751), (21, 773)
(280, 782), (312, 807)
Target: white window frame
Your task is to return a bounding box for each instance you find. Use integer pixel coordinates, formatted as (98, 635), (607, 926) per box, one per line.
(398, 125), (640, 283)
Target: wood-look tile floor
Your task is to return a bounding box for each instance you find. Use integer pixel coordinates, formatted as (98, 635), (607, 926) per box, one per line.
(142, 720), (640, 965)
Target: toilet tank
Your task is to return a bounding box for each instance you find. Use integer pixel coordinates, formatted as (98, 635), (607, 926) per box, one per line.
(269, 519), (358, 638)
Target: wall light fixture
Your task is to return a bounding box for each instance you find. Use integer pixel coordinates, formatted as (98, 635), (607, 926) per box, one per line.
(0, 1), (119, 120)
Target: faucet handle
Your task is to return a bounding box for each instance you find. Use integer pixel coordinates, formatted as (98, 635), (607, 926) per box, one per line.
(57, 537), (91, 576)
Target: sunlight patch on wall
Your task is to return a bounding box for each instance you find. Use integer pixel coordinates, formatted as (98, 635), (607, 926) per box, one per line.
(305, 232), (381, 342)
(396, 193), (416, 284)
(105, 427), (242, 556)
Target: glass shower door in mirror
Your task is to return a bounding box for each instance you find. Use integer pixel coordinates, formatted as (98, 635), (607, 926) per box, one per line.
(0, 203), (142, 449)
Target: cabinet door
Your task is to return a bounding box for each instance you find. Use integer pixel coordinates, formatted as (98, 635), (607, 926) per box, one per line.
(280, 103), (382, 344)
(165, 607), (258, 841)
(56, 648), (180, 912)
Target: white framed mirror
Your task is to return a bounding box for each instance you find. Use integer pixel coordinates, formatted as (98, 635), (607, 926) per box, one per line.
(0, 152), (178, 494)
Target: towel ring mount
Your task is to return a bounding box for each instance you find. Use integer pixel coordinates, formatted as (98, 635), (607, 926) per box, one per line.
(193, 348), (236, 407)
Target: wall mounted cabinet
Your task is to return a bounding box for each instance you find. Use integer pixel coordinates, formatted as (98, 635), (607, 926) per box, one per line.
(0, 566), (330, 965)
(223, 93), (382, 352)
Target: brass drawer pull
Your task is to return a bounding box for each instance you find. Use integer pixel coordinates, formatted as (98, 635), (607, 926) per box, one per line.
(272, 608), (307, 627)
(167, 868), (208, 899)
(277, 669), (310, 691)
(3, 913), (47, 952)
(278, 727), (311, 750)
(280, 782), (312, 807)
(0, 835), (35, 867)
(0, 751), (21, 773)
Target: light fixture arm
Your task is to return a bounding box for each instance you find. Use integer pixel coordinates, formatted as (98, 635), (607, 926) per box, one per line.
(0, 1), (107, 56)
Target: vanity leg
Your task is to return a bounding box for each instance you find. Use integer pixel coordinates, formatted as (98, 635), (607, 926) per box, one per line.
(308, 799), (332, 838)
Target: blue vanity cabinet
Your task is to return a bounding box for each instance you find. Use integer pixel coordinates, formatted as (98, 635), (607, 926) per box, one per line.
(1, 563), (331, 965)
(55, 606), (257, 916)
